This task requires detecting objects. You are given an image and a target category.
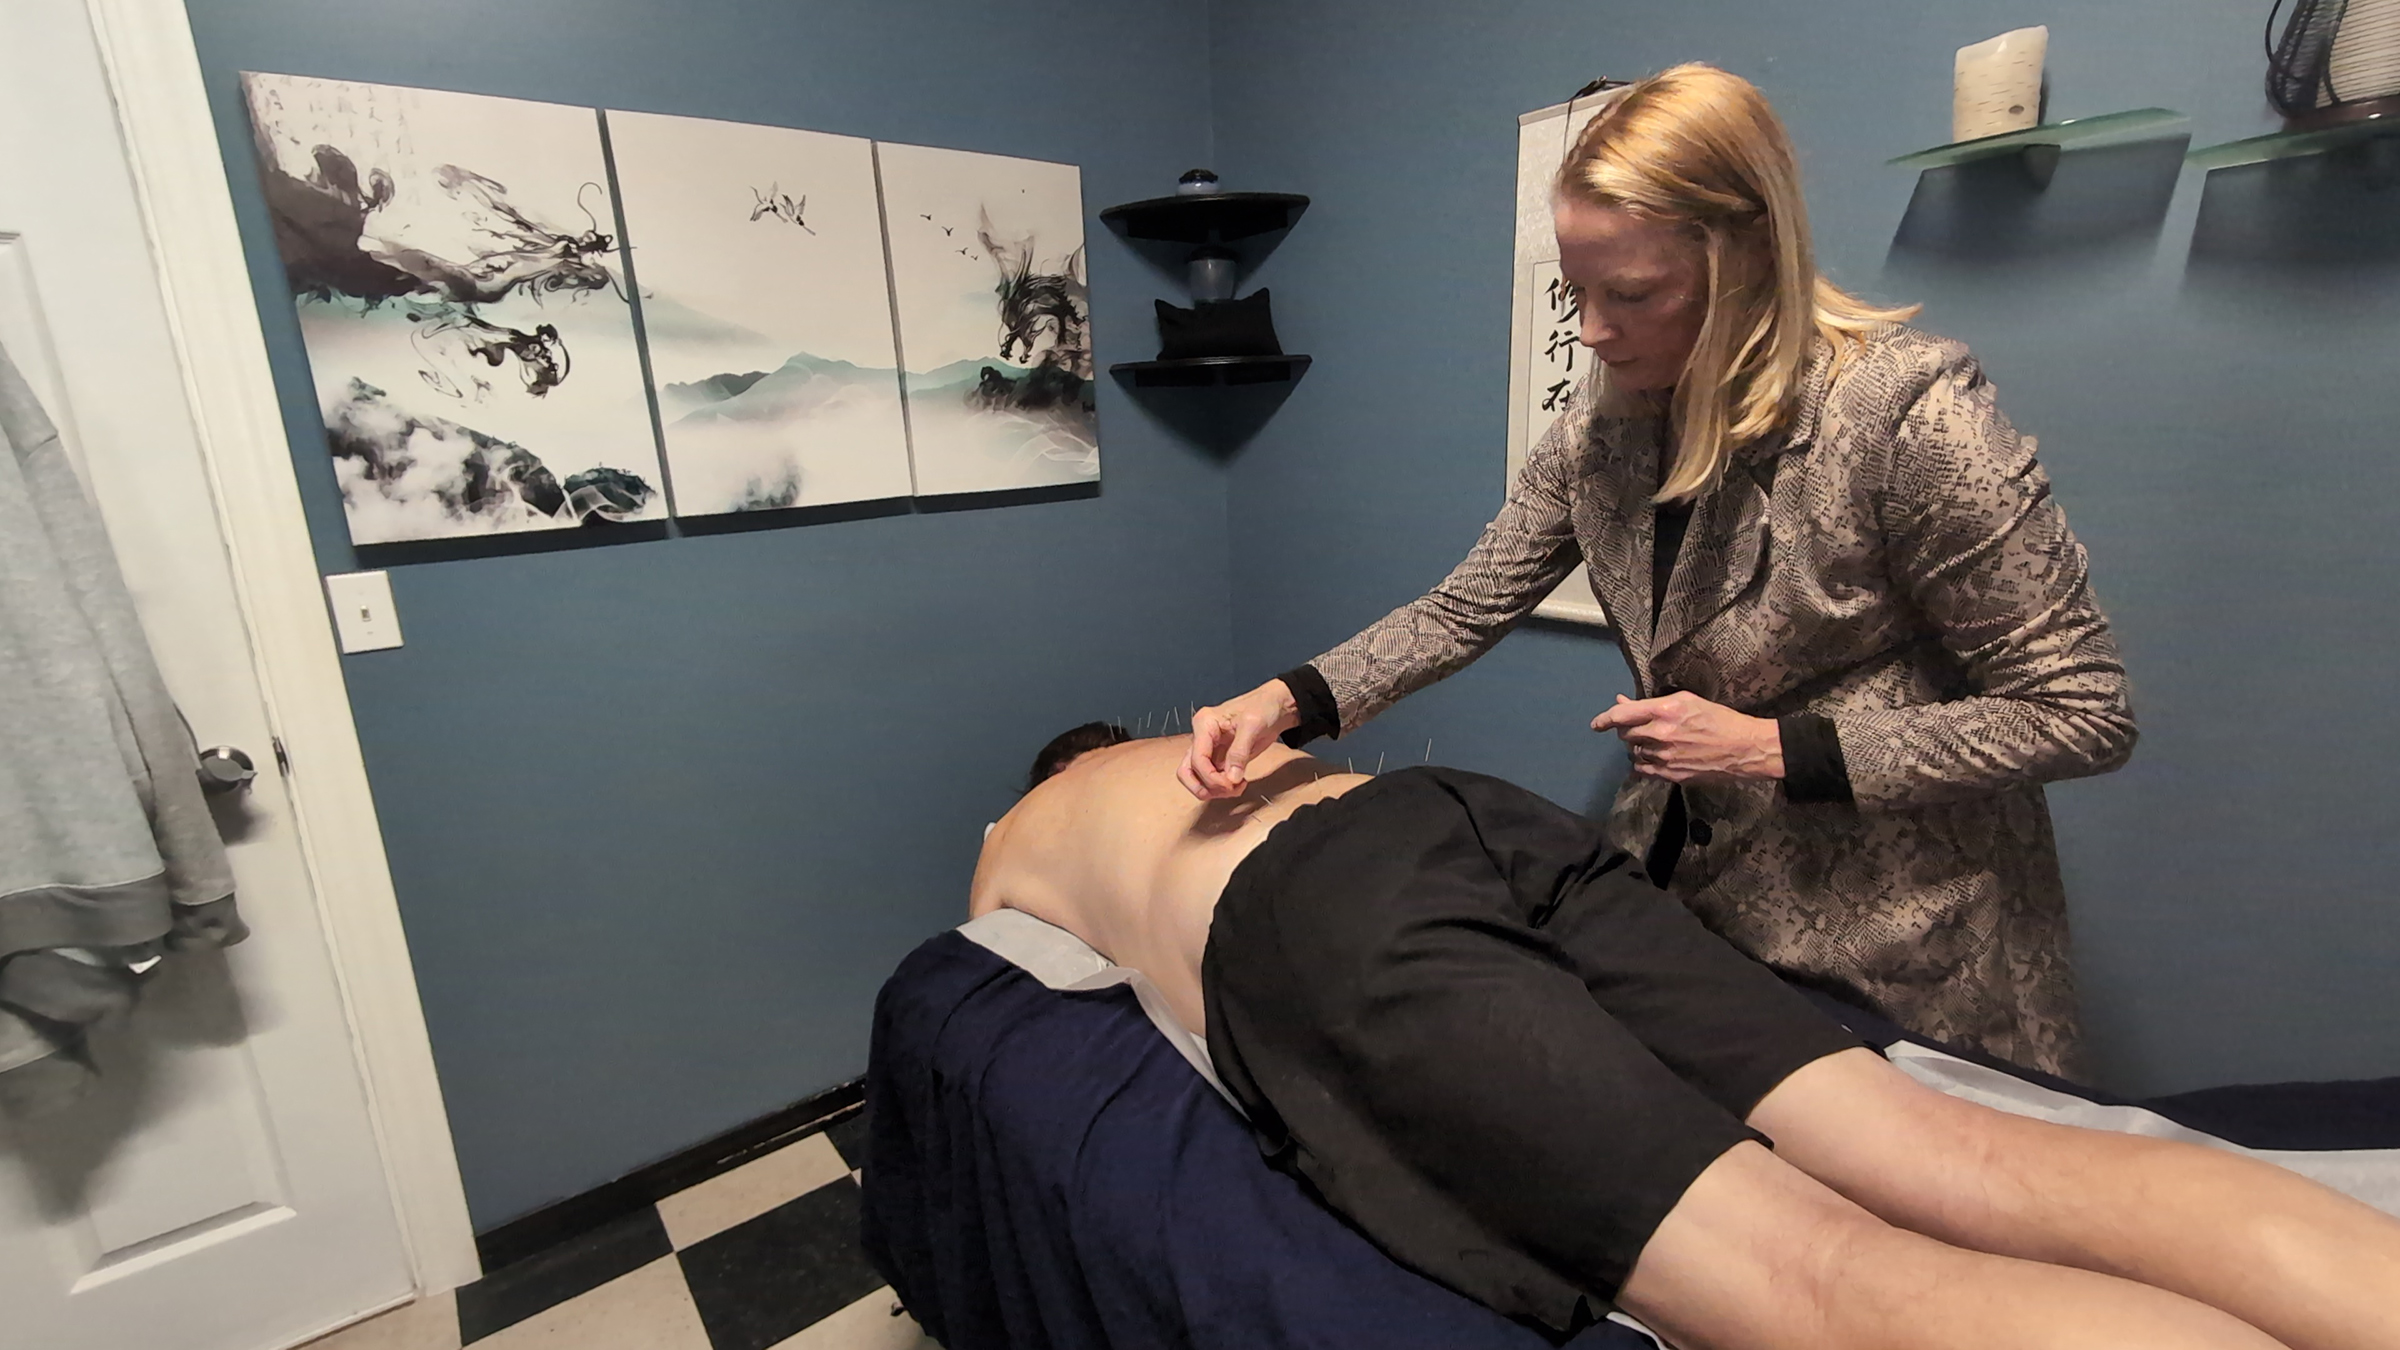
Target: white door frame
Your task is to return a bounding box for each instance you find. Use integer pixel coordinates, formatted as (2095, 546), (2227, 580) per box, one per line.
(79, 0), (480, 1296)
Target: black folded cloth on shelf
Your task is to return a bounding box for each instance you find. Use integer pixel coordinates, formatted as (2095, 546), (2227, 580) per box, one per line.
(1155, 288), (1283, 361)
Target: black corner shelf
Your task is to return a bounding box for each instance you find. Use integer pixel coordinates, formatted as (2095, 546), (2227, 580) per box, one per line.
(1110, 355), (1312, 388)
(1098, 192), (1309, 244)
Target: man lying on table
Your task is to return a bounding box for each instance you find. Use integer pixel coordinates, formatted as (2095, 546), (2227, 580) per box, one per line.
(970, 723), (2400, 1350)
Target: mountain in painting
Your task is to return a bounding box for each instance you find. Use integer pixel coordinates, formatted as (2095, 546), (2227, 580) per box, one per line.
(662, 369), (773, 405)
(911, 356), (1034, 394)
(665, 352), (900, 425)
(912, 356), (1092, 416)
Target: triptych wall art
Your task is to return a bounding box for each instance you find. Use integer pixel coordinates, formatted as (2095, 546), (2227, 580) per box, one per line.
(241, 74), (1097, 545)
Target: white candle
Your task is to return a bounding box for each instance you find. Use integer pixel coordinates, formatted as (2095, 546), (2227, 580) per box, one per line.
(1954, 26), (2048, 142)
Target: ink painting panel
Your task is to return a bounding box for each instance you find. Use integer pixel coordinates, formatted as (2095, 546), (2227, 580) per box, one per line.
(875, 142), (1097, 498)
(607, 112), (911, 516)
(240, 73), (665, 545)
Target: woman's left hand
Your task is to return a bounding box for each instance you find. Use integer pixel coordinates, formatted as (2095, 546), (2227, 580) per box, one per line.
(1591, 692), (1784, 785)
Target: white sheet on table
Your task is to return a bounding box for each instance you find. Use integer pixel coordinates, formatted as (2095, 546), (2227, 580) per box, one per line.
(959, 908), (1238, 1109)
(1887, 1042), (2400, 1218)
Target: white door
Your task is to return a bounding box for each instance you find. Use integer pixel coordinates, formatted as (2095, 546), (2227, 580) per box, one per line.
(1, 4), (426, 1347)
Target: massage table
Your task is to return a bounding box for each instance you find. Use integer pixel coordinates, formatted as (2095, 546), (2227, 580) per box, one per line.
(859, 911), (2400, 1349)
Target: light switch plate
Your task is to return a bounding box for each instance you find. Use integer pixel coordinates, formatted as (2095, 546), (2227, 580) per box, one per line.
(324, 570), (403, 653)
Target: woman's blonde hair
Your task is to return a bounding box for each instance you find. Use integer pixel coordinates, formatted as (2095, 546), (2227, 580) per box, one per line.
(1557, 63), (1917, 502)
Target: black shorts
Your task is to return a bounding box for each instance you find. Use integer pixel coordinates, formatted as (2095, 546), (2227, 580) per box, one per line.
(1201, 767), (1860, 1335)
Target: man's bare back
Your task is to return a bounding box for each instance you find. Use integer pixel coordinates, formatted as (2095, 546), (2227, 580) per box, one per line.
(969, 736), (1370, 1037)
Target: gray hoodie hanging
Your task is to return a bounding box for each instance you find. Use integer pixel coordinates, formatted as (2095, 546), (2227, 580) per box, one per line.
(0, 338), (247, 1116)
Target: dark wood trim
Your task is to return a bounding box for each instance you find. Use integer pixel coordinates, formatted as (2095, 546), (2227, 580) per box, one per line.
(474, 1078), (865, 1275)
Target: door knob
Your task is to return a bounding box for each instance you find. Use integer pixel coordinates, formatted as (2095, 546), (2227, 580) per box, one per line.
(198, 745), (257, 795)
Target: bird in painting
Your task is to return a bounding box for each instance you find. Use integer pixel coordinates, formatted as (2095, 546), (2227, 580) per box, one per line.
(748, 184), (815, 233)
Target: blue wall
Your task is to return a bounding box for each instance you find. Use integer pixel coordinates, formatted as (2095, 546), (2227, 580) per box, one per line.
(1210, 0), (2400, 1095)
(186, 0), (2400, 1226)
(184, 0), (1230, 1226)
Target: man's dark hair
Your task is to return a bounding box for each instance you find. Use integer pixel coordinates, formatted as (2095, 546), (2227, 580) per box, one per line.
(1027, 721), (1134, 791)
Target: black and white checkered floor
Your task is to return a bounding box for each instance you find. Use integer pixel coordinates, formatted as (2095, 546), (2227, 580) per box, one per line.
(307, 1113), (932, 1350)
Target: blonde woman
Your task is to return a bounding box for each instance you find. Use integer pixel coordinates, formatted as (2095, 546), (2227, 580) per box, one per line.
(1180, 63), (2135, 1078)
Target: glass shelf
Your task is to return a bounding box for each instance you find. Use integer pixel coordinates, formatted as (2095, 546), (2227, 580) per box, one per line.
(1888, 107), (2190, 171)
(2186, 111), (2400, 171)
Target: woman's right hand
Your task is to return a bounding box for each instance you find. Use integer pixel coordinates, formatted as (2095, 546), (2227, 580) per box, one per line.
(1179, 679), (1302, 800)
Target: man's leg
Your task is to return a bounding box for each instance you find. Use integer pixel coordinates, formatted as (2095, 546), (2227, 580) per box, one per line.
(1455, 769), (2388, 1347)
(1618, 1140), (2285, 1350)
(1747, 1049), (2400, 1350)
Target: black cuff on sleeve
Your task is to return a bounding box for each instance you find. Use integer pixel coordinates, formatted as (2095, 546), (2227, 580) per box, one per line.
(1779, 713), (1853, 804)
(1276, 664), (1340, 748)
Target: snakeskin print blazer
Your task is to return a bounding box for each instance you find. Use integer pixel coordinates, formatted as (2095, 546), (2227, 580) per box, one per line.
(1310, 324), (2134, 1076)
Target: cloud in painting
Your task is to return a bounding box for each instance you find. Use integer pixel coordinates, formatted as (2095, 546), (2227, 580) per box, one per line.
(327, 379), (654, 544)
(652, 351), (913, 511)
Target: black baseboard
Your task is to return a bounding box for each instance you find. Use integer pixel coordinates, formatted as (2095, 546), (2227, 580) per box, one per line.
(475, 1078), (866, 1276)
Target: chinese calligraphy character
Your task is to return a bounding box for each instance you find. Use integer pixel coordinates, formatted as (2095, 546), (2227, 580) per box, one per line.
(1544, 327), (1579, 372)
(1541, 378), (1571, 411)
